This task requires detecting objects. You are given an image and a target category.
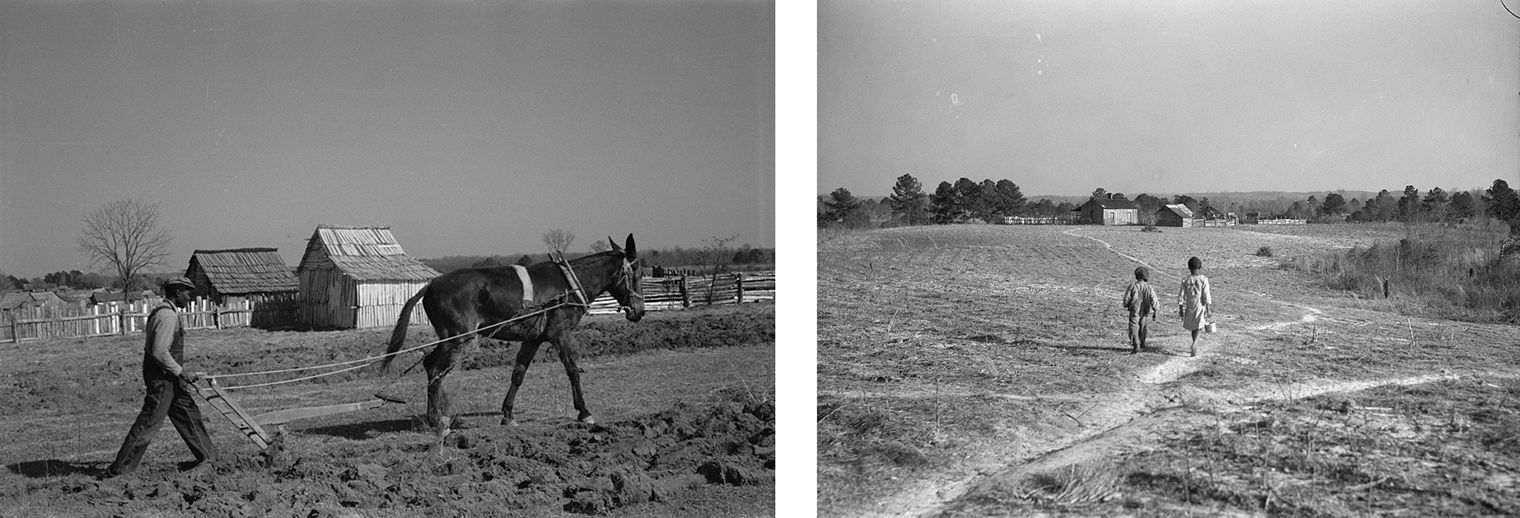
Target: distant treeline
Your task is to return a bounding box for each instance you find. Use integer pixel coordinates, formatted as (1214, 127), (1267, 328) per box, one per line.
(820, 173), (1520, 233)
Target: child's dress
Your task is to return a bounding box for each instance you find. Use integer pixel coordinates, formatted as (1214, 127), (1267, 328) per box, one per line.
(1178, 274), (1212, 331)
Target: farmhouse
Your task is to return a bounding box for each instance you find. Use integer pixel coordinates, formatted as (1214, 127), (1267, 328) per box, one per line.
(297, 225), (440, 329)
(1074, 196), (1139, 225)
(185, 248), (300, 328)
(1156, 204), (1195, 227)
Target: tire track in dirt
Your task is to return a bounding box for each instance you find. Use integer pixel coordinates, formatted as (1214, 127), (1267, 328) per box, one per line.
(905, 228), (1454, 518)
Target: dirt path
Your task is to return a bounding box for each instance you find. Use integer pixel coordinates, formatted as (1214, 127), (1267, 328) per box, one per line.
(877, 228), (1469, 517)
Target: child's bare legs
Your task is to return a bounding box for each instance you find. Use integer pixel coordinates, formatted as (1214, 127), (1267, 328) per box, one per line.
(1189, 329), (1200, 356)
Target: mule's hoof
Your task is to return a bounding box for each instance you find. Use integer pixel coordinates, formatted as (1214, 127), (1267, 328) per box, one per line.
(501, 418), (518, 427)
(579, 415), (596, 426)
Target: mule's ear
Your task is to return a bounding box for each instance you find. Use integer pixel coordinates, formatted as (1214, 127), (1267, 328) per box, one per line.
(624, 234), (637, 258)
(608, 236), (622, 254)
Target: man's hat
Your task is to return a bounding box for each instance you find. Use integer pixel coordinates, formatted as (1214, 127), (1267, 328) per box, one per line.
(163, 277), (195, 291)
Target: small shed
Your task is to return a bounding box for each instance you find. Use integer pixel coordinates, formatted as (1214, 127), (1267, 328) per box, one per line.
(186, 248), (300, 328)
(0, 291), (67, 312)
(297, 225), (439, 329)
(1074, 196), (1139, 225)
(1156, 204), (1195, 227)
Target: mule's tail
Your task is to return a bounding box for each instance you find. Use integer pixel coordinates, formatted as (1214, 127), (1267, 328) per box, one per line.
(381, 283), (430, 373)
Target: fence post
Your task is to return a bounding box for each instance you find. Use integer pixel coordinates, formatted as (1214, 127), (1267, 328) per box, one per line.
(735, 273), (744, 304)
(213, 299), (222, 329)
(679, 274), (690, 308)
(9, 313), (16, 344)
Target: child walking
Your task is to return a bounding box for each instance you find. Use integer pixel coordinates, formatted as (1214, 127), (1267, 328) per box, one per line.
(1122, 266), (1159, 354)
(1178, 256), (1213, 357)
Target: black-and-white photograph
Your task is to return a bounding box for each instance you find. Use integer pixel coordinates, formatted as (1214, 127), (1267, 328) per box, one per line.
(819, 1), (1520, 516)
(0, 1), (775, 515)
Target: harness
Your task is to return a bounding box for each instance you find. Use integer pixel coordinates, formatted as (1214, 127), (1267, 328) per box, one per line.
(517, 252), (641, 322)
(610, 256), (643, 313)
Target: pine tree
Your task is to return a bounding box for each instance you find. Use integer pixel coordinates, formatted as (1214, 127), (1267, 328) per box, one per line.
(930, 181), (960, 224)
(888, 173), (930, 225)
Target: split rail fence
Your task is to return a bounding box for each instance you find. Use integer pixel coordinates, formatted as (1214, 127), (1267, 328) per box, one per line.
(2, 270), (774, 342)
(587, 271), (775, 314)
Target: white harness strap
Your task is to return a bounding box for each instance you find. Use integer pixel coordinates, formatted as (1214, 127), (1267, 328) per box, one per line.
(509, 265), (534, 306)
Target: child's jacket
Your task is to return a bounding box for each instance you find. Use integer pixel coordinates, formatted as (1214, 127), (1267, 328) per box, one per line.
(1123, 280), (1159, 317)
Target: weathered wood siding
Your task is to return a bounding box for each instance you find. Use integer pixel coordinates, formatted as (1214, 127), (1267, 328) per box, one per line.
(354, 281), (430, 329)
(1156, 210), (1192, 227)
(299, 265), (349, 328)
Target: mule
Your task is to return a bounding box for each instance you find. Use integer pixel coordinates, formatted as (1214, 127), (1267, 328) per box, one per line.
(382, 234), (645, 431)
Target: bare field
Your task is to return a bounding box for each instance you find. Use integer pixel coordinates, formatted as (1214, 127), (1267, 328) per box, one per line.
(1, 305), (774, 517)
(817, 224), (1520, 517)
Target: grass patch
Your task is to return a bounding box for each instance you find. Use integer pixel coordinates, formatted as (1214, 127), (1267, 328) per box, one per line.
(1286, 220), (1520, 323)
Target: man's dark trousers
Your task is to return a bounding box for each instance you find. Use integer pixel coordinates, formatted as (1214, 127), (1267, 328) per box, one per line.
(104, 377), (215, 477)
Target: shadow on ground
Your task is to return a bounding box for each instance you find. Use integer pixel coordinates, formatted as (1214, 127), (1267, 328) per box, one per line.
(297, 417), (418, 440)
(6, 459), (104, 479)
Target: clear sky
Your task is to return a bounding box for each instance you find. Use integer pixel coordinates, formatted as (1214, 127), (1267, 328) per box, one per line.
(820, 0), (1520, 198)
(1, 0), (774, 278)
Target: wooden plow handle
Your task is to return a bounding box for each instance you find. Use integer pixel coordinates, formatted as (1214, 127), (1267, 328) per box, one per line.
(193, 377), (274, 450)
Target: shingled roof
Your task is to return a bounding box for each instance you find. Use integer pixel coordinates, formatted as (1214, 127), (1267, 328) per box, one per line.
(1079, 197), (1139, 210)
(299, 225), (440, 281)
(1160, 204), (1196, 219)
(189, 248), (298, 295)
(0, 291), (66, 311)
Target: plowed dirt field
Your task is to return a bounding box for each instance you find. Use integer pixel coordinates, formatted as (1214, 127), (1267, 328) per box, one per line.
(2, 305), (775, 517)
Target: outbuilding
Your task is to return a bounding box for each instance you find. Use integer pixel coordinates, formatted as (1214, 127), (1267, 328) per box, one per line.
(0, 291), (68, 313)
(185, 248), (300, 328)
(1074, 196), (1140, 225)
(1156, 204), (1196, 227)
(296, 225), (440, 329)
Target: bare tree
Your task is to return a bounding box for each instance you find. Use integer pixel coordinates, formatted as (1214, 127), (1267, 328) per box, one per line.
(588, 240), (610, 254)
(697, 234), (738, 303)
(543, 228), (575, 254)
(77, 199), (173, 298)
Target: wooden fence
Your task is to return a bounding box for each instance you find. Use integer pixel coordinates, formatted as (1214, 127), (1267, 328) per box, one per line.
(588, 271), (775, 314)
(997, 216), (1077, 225)
(0, 297), (278, 343)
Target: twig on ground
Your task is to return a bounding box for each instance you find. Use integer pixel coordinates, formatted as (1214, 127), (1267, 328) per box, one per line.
(1345, 476), (1389, 492)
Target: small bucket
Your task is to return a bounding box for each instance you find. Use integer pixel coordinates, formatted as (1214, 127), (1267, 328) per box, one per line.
(1204, 323), (1218, 333)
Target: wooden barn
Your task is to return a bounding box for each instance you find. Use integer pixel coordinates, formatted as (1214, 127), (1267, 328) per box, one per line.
(297, 225), (439, 329)
(1074, 196), (1139, 225)
(185, 248), (300, 328)
(1156, 204), (1196, 227)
